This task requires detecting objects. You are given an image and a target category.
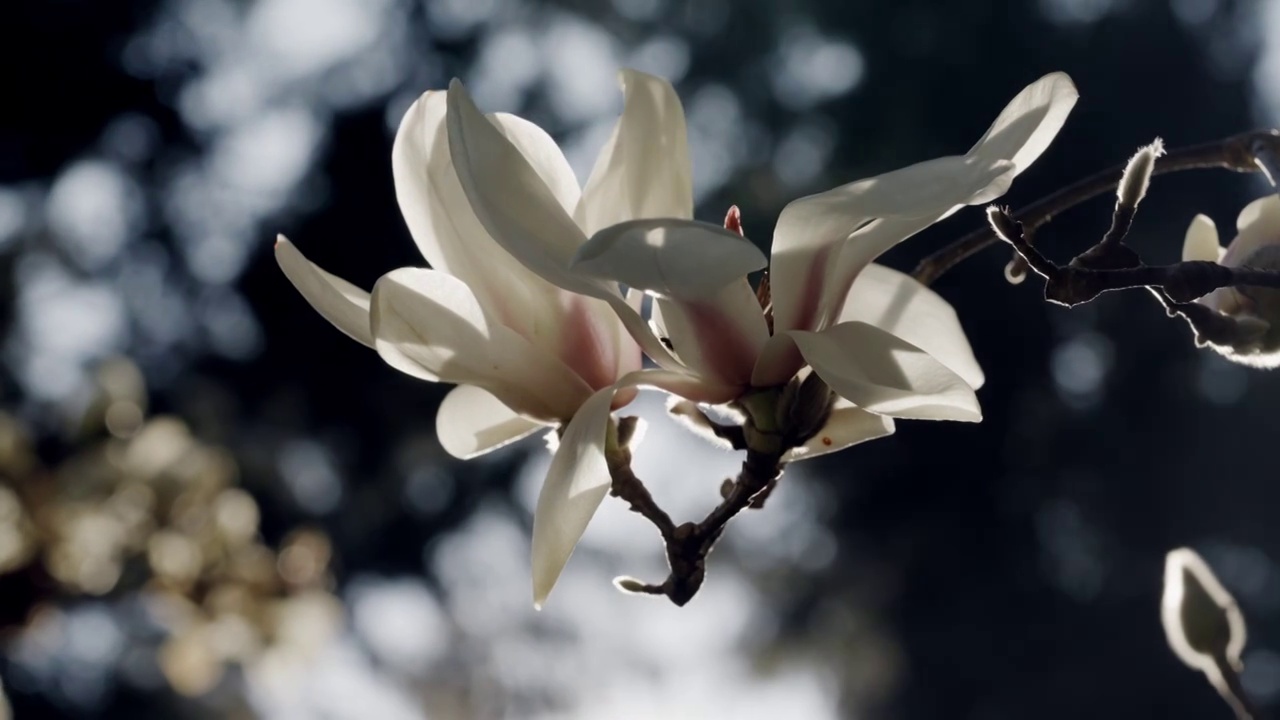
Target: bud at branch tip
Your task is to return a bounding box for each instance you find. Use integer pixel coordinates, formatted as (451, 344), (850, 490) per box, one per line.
(1117, 137), (1165, 208)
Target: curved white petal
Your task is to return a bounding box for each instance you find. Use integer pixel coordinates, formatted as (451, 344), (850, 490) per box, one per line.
(370, 267), (594, 422)
(838, 264), (985, 389)
(790, 322), (982, 422)
(446, 79), (681, 371)
(436, 385), (545, 459)
(446, 79), (592, 292)
(784, 398), (896, 462)
(531, 367), (709, 608)
(574, 218), (768, 299)
(1222, 195), (1280, 268)
(751, 332), (805, 387)
(966, 72), (1079, 174)
(771, 73), (1077, 334)
(576, 69), (693, 235)
(275, 236), (373, 348)
(1182, 214), (1221, 263)
(532, 384), (616, 609)
(392, 91), (576, 343)
(653, 279), (769, 388)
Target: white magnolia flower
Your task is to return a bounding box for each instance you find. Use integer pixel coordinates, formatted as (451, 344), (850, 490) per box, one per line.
(447, 70), (1077, 450)
(278, 73), (717, 608)
(1182, 195), (1280, 367)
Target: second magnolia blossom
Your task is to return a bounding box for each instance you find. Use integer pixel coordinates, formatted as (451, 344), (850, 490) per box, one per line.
(1182, 195), (1280, 367)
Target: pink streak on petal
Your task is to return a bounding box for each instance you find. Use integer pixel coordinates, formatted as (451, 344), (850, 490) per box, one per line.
(787, 244), (832, 334)
(558, 294), (619, 393)
(684, 300), (757, 389)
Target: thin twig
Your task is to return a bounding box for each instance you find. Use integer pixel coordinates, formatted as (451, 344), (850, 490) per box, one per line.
(912, 130), (1278, 286)
(986, 207), (1280, 307)
(608, 444), (785, 606)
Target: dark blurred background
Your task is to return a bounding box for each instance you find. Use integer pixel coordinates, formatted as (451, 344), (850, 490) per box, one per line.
(1, 0), (1278, 717)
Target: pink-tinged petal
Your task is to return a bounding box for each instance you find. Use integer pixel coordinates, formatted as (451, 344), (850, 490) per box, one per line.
(446, 79), (681, 372)
(445, 79), (591, 291)
(837, 263), (984, 389)
(275, 236), (373, 348)
(771, 73), (1077, 334)
(436, 385), (545, 459)
(392, 91), (573, 343)
(790, 322), (982, 422)
(784, 398), (896, 462)
(1221, 195), (1280, 268)
(576, 69), (694, 235)
(370, 267), (594, 422)
(751, 332), (805, 387)
(1182, 214), (1221, 263)
(654, 279), (768, 388)
(771, 166), (1014, 334)
(573, 218), (767, 300)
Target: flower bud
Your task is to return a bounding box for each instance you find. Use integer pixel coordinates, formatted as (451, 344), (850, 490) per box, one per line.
(612, 576), (654, 595)
(1161, 548), (1245, 673)
(1116, 138), (1164, 209)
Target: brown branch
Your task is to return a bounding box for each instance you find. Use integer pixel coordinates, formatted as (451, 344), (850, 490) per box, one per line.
(609, 443), (785, 606)
(912, 129), (1279, 286)
(987, 207), (1280, 309)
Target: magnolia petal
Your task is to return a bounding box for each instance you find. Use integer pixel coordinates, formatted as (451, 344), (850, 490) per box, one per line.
(574, 218), (768, 299)
(370, 267), (594, 422)
(751, 332), (806, 387)
(771, 74), (1077, 334)
(531, 385), (616, 609)
(436, 385), (545, 459)
(838, 263), (985, 389)
(446, 79), (682, 372)
(531, 367), (710, 608)
(790, 322), (982, 422)
(275, 236), (374, 348)
(1182, 214), (1221, 263)
(1222, 195), (1280, 268)
(392, 92), (572, 341)
(576, 69), (693, 236)
(784, 399), (896, 462)
(652, 279), (770, 388)
(446, 79), (592, 291)
(967, 72), (1079, 174)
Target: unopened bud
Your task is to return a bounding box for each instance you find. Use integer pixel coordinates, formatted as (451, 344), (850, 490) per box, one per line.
(1117, 138), (1164, 209)
(986, 205), (1021, 244)
(1161, 548), (1245, 673)
(612, 576), (654, 595)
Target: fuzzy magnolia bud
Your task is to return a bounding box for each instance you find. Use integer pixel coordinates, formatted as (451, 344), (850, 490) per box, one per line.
(1116, 138), (1164, 209)
(1161, 548), (1256, 719)
(1162, 548), (1245, 672)
(612, 576), (653, 595)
